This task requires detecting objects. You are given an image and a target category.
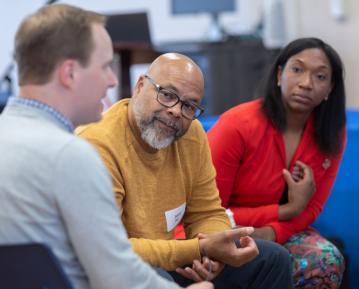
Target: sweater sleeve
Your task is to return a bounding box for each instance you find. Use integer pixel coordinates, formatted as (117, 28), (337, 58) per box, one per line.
(183, 125), (231, 238)
(268, 140), (346, 244)
(230, 205), (279, 227)
(53, 140), (182, 289)
(129, 238), (201, 270)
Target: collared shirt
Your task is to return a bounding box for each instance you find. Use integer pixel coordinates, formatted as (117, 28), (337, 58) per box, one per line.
(8, 97), (74, 133)
(0, 98), (182, 289)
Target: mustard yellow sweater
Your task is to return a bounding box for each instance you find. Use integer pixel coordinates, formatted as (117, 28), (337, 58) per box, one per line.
(77, 99), (230, 270)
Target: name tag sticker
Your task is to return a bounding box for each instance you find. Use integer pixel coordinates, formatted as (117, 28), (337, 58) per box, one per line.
(165, 203), (186, 232)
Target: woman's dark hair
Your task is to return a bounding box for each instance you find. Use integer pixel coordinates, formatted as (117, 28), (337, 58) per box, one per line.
(262, 37), (346, 155)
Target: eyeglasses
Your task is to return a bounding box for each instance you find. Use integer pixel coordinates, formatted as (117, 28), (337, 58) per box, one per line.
(144, 74), (204, 120)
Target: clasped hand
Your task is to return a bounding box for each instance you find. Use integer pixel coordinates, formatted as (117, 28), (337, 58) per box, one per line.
(283, 160), (316, 217)
(176, 227), (258, 282)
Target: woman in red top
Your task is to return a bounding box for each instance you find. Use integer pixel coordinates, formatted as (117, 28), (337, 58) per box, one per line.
(208, 38), (346, 289)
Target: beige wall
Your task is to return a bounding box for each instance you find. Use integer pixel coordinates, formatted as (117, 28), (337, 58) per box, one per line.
(294, 0), (359, 108)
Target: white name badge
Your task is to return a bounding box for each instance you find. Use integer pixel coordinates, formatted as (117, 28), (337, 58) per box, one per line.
(165, 203), (186, 232)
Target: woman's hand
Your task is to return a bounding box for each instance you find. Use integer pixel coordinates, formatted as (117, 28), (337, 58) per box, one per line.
(291, 162), (305, 182)
(280, 160), (316, 220)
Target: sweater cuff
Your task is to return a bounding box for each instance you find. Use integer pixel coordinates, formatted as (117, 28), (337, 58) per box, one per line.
(267, 222), (292, 244)
(174, 238), (201, 266)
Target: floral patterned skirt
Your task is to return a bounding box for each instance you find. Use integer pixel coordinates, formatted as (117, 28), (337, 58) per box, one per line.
(283, 228), (345, 289)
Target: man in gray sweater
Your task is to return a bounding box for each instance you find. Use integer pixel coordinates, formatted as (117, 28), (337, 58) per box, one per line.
(0, 4), (212, 289)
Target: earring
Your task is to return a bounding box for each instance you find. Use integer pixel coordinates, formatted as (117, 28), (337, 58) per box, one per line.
(277, 81), (281, 87)
(324, 96), (328, 101)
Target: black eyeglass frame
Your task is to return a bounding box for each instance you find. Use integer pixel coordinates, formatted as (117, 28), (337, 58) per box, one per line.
(144, 74), (204, 120)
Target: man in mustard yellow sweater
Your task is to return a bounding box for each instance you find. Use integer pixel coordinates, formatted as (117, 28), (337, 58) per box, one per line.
(78, 53), (293, 288)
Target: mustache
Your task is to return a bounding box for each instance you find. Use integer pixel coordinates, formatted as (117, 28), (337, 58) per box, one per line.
(153, 113), (180, 132)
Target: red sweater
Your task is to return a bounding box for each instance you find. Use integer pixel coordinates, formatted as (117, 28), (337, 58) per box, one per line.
(208, 99), (345, 244)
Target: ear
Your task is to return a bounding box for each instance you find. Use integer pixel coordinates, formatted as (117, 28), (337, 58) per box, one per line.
(57, 59), (77, 89)
(133, 74), (146, 96)
(277, 66), (283, 87)
(323, 83), (333, 101)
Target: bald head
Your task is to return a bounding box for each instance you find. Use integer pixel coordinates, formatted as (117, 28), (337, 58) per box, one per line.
(146, 53), (204, 98)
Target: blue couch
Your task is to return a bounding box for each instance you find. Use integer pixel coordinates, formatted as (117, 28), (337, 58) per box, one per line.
(199, 110), (359, 289)
(313, 110), (359, 289)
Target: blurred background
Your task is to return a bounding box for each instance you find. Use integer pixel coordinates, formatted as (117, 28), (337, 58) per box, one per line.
(1, 1), (358, 288)
(1, 0), (358, 110)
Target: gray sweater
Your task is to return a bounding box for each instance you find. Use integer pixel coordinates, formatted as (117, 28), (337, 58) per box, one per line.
(0, 100), (181, 289)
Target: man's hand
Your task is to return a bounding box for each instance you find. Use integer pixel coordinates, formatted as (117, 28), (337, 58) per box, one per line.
(198, 227), (259, 267)
(186, 281), (214, 289)
(175, 257), (224, 282)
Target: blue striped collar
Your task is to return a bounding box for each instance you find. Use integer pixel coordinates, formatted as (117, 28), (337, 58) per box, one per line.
(8, 97), (74, 133)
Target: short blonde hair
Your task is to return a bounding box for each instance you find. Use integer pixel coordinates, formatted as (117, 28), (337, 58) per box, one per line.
(15, 4), (106, 85)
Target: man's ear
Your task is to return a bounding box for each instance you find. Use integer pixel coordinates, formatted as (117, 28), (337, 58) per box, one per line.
(133, 74), (146, 96)
(58, 59), (76, 89)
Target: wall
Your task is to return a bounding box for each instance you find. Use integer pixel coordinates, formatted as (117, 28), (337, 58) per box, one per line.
(295, 0), (359, 108)
(1, 0), (358, 108)
(0, 0), (261, 89)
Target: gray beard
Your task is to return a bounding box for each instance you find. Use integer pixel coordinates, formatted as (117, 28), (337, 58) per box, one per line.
(140, 123), (175, 150)
(132, 101), (177, 150)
